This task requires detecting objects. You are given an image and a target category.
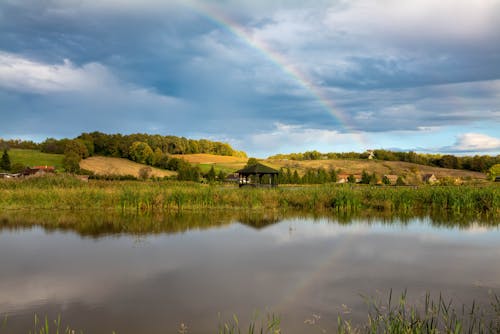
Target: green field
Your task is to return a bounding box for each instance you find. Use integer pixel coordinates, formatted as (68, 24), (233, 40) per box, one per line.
(8, 149), (64, 171)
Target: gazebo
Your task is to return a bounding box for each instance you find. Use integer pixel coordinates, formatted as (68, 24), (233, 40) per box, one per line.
(237, 163), (279, 187)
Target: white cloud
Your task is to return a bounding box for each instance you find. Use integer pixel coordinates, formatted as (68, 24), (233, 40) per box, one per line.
(451, 133), (500, 152)
(250, 123), (366, 155)
(0, 52), (116, 93)
(325, 0), (500, 43)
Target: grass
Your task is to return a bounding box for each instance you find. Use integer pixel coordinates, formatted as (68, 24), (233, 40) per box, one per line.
(0, 176), (498, 220)
(8, 149), (64, 171)
(337, 290), (500, 334)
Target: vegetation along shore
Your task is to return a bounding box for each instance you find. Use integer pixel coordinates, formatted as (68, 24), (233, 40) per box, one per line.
(0, 175), (498, 219)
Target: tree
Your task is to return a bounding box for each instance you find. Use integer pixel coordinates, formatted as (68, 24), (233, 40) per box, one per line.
(1, 149), (11, 171)
(10, 162), (25, 173)
(245, 157), (259, 167)
(217, 170), (226, 182)
(489, 164), (500, 180)
(360, 170), (371, 184)
(129, 141), (154, 165)
(396, 176), (406, 186)
(206, 165), (217, 182)
(63, 152), (81, 173)
(138, 166), (152, 180)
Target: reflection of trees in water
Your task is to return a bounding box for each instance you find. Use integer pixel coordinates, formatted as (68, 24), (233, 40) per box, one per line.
(0, 209), (498, 238)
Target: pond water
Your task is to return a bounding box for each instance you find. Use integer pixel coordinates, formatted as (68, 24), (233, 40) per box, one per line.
(0, 213), (499, 333)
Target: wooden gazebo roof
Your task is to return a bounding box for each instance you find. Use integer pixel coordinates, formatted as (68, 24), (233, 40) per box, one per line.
(237, 163), (279, 175)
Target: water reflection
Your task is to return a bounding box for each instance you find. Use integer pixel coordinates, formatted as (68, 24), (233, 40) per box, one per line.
(0, 211), (499, 333)
(0, 209), (498, 237)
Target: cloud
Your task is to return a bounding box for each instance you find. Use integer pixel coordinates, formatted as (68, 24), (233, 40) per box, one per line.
(448, 133), (500, 153)
(249, 123), (366, 156)
(0, 52), (115, 93)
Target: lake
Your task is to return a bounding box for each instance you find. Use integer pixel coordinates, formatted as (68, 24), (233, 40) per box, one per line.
(0, 212), (499, 333)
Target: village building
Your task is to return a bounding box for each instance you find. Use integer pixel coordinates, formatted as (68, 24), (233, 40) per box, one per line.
(225, 173), (240, 183)
(237, 163), (279, 187)
(22, 166), (56, 177)
(422, 173), (438, 184)
(383, 174), (398, 185)
(337, 173), (362, 184)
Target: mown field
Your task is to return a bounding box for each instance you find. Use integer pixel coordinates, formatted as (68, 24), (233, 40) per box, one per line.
(80, 156), (177, 178)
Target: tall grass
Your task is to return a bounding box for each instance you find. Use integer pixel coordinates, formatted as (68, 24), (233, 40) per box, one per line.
(338, 290), (500, 334)
(0, 176), (498, 219)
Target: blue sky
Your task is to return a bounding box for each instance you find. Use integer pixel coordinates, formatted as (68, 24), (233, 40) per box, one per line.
(1, 0), (499, 157)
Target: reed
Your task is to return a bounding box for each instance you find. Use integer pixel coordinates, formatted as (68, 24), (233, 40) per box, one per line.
(0, 176), (498, 219)
(338, 290), (500, 334)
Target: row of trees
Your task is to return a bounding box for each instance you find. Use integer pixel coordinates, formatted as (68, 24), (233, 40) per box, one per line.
(269, 149), (500, 173)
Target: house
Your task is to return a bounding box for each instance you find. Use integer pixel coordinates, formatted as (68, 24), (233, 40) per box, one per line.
(383, 174), (399, 185)
(337, 173), (362, 183)
(0, 173), (21, 179)
(22, 166), (55, 177)
(225, 173), (239, 183)
(422, 173), (438, 184)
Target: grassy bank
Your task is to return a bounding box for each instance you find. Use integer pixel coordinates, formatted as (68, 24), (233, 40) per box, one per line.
(0, 176), (498, 218)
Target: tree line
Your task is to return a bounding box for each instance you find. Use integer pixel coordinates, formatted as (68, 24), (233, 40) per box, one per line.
(0, 132), (246, 181)
(268, 149), (500, 173)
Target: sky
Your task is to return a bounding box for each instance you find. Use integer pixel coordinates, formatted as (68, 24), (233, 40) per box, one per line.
(1, 0), (499, 157)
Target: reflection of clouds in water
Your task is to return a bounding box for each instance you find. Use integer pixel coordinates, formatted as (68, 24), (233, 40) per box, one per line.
(0, 219), (500, 332)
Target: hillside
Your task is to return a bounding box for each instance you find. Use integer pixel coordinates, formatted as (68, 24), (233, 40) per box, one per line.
(265, 158), (487, 181)
(173, 154), (248, 174)
(80, 156), (176, 178)
(9, 149), (64, 171)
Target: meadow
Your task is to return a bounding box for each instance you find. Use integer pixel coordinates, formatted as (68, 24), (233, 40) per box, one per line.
(8, 149), (65, 171)
(0, 175), (498, 220)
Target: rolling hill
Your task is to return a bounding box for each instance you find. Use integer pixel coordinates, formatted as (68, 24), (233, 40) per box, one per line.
(8, 149), (65, 171)
(80, 156), (176, 178)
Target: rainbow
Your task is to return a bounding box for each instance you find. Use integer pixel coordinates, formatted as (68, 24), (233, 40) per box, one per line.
(185, 2), (367, 146)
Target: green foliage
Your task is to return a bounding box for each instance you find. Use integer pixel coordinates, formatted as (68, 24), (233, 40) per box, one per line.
(396, 176), (406, 186)
(246, 157), (259, 167)
(62, 152), (81, 173)
(206, 165), (217, 182)
(64, 139), (89, 159)
(382, 175), (391, 185)
(10, 162), (26, 173)
(217, 170), (226, 181)
(489, 164), (500, 179)
(1, 149), (10, 171)
(129, 141), (154, 165)
(347, 174), (356, 183)
(360, 170), (371, 184)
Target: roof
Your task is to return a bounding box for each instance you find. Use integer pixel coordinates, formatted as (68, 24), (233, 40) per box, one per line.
(237, 163), (279, 175)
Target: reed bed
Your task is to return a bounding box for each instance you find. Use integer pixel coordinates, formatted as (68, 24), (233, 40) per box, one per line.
(0, 176), (498, 219)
